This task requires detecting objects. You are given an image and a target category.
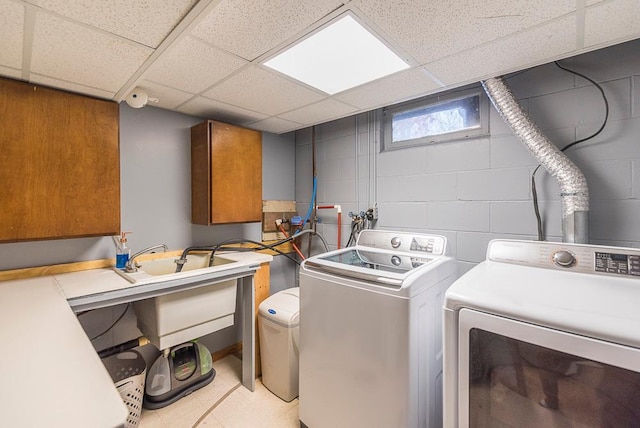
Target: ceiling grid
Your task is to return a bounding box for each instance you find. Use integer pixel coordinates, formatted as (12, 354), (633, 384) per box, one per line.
(1, 0), (638, 133)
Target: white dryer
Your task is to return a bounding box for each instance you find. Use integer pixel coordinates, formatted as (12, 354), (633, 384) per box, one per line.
(299, 230), (457, 428)
(444, 239), (640, 427)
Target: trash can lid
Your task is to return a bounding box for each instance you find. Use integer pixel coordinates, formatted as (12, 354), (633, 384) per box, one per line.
(259, 287), (300, 326)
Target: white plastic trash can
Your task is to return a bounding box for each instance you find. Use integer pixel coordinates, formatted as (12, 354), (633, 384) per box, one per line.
(258, 287), (300, 402)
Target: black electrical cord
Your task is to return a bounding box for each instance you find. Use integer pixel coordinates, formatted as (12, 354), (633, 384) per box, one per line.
(346, 220), (360, 247)
(530, 60), (609, 241)
(89, 303), (130, 342)
(204, 230), (330, 267)
(212, 240), (301, 265)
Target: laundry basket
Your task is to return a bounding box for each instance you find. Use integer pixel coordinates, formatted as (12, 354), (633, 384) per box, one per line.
(102, 350), (147, 428)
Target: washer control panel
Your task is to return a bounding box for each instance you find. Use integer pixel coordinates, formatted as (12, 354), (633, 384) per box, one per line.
(489, 239), (640, 278)
(356, 230), (447, 256)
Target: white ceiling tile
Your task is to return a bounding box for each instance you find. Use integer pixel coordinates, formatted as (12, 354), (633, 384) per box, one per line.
(177, 96), (269, 124)
(584, 0), (640, 48)
(29, 0), (198, 48)
(0, 0), (24, 69)
(29, 74), (115, 99)
(4, 0), (640, 134)
(279, 99), (358, 125)
(352, 0), (576, 64)
(137, 80), (194, 109)
(334, 67), (442, 109)
(191, 0), (345, 60)
(425, 16), (577, 86)
(247, 116), (303, 134)
(144, 36), (247, 94)
(204, 66), (326, 115)
(30, 12), (152, 92)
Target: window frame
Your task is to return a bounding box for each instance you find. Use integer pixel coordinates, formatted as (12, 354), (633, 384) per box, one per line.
(381, 86), (489, 152)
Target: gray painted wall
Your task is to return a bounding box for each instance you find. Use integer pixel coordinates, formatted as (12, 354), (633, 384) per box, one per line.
(0, 103), (297, 354)
(295, 39), (640, 277)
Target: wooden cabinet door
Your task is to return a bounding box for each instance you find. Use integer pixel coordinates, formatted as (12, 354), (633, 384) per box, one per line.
(0, 78), (120, 242)
(191, 120), (262, 225)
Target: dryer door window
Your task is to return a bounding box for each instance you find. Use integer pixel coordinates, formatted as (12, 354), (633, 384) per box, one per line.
(458, 309), (640, 428)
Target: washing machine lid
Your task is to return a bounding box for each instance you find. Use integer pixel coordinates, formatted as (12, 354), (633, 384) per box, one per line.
(303, 231), (450, 288)
(304, 248), (435, 286)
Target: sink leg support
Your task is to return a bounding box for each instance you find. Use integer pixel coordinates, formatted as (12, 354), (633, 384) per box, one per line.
(241, 274), (255, 392)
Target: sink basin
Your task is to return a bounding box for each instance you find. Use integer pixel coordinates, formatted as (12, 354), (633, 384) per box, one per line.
(113, 253), (241, 350)
(136, 254), (234, 276)
(113, 254), (235, 284)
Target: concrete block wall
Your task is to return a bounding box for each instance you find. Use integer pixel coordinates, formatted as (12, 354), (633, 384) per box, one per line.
(295, 38), (640, 275)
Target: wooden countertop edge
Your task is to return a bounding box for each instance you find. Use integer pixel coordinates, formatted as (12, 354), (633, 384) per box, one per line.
(0, 243), (290, 282)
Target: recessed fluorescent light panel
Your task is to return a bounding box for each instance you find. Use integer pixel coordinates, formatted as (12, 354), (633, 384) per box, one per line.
(264, 14), (410, 95)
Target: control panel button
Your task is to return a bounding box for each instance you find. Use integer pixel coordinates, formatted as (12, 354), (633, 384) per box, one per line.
(553, 250), (575, 267)
(390, 237), (401, 248)
(391, 255), (401, 266)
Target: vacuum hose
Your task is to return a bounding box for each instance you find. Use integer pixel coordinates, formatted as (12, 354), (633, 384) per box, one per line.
(98, 336), (150, 359)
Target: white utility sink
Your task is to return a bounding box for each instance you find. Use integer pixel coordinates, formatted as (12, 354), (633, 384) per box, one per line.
(113, 253), (240, 350)
(113, 254), (235, 285)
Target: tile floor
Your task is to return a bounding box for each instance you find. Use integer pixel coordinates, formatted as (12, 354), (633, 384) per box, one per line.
(139, 355), (299, 428)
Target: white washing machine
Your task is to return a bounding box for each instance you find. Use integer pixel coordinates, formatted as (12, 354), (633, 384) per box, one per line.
(444, 239), (640, 427)
(299, 230), (457, 428)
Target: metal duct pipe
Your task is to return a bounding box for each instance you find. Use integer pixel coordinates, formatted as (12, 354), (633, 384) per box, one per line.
(482, 77), (589, 243)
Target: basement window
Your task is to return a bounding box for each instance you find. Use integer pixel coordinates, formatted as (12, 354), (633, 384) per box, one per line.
(382, 87), (489, 151)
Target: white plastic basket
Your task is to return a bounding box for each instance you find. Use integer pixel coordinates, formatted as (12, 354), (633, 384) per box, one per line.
(102, 350), (147, 428)
(115, 370), (146, 428)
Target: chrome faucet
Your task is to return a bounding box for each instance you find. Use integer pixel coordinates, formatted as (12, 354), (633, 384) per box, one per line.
(174, 245), (217, 273)
(125, 244), (169, 273)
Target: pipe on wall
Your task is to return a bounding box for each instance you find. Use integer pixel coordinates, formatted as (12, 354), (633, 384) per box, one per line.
(317, 205), (342, 249)
(482, 77), (589, 244)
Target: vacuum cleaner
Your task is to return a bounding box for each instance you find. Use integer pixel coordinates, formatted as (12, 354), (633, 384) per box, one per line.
(143, 341), (215, 409)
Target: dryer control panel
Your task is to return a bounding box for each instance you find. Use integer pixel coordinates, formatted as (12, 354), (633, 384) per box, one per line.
(488, 239), (640, 278)
(594, 252), (640, 276)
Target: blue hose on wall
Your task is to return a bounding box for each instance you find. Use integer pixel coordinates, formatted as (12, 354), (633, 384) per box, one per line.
(295, 176), (317, 235)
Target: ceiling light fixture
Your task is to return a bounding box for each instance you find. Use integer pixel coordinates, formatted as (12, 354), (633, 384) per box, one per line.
(263, 14), (410, 95)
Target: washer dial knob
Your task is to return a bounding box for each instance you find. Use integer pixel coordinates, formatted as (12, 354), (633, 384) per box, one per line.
(391, 255), (401, 266)
(390, 237), (401, 248)
(553, 250), (575, 267)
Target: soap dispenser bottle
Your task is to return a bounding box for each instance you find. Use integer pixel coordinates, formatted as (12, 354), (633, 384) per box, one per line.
(116, 232), (131, 269)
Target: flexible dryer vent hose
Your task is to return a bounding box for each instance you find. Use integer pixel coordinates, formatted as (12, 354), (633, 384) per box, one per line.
(482, 77), (589, 244)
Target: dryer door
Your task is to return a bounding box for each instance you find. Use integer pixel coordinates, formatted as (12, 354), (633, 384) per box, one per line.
(458, 309), (640, 428)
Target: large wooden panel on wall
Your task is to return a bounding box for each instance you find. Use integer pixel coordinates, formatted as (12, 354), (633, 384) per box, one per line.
(191, 120), (262, 225)
(262, 200), (297, 241)
(0, 78), (120, 242)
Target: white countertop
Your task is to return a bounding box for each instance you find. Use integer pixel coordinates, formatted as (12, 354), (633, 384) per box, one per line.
(0, 277), (128, 428)
(0, 251), (271, 427)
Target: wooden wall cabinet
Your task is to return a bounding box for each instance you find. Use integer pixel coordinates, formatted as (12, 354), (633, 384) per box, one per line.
(191, 120), (262, 225)
(0, 78), (120, 242)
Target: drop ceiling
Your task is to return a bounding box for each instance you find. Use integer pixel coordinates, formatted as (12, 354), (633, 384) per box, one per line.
(2, 0), (639, 134)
